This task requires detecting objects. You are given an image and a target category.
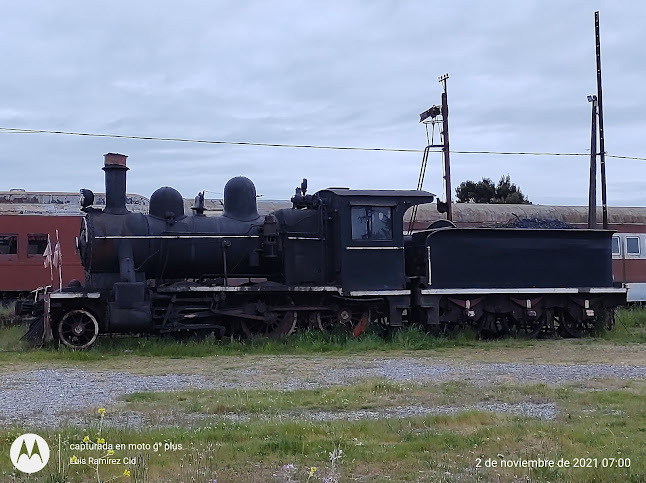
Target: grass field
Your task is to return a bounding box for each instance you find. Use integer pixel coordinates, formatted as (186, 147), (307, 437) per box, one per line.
(0, 308), (645, 482)
(0, 379), (645, 482)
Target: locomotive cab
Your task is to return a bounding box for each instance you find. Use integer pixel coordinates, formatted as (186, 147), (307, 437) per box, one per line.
(316, 189), (434, 293)
(312, 188), (434, 326)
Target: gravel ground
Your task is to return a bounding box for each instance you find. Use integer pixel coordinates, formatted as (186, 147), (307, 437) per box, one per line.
(219, 402), (559, 423)
(1, 357), (645, 428)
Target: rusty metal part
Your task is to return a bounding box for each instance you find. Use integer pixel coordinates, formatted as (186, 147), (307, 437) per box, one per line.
(352, 311), (371, 338)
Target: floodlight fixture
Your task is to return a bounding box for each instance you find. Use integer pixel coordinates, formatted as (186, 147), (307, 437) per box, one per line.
(419, 105), (441, 123)
(587, 94), (597, 103)
(438, 73), (449, 83)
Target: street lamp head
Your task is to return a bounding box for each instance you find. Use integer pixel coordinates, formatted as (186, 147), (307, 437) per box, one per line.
(419, 105), (442, 123)
(587, 95), (597, 102)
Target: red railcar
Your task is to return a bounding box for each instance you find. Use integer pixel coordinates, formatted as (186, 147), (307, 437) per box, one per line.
(0, 190), (149, 298)
(0, 215), (85, 296)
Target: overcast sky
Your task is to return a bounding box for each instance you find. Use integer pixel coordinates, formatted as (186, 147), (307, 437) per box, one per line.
(1, 1), (645, 206)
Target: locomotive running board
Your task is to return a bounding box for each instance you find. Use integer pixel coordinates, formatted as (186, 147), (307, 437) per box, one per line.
(157, 285), (342, 293)
(420, 287), (627, 295)
(49, 292), (102, 299)
(347, 290), (410, 296)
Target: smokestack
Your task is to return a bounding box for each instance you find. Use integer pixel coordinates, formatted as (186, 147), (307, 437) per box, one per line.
(102, 153), (129, 215)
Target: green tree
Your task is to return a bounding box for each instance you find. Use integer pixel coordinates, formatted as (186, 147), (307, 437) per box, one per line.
(455, 175), (530, 204)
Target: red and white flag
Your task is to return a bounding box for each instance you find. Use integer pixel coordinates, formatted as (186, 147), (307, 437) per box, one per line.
(53, 229), (63, 291)
(43, 234), (53, 268)
(43, 234), (54, 284)
(53, 239), (62, 268)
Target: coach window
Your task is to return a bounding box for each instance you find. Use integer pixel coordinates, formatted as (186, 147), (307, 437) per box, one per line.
(351, 206), (393, 241)
(626, 236), (640, 255)
(611, 236), (621, 256)
(27, 234), (48, 256)
(0, 234), (18, 255)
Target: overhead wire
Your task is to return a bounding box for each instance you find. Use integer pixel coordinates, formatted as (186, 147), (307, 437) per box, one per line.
(1, 126), (645, 161)
(0, 127), (421, 153)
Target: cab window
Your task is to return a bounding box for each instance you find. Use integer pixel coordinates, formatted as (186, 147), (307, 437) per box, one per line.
(351, 206), (393, 241)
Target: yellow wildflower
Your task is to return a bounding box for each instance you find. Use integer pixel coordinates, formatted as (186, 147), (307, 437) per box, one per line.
(108, 449), (114, 455)
(98, 408), (106, 416)
(309, 467), (317, 476)
(71, 455), (78, 463)
(97, 438), (105, 444)
(82, 436), (89, 443)
(123, 469), (131, 477)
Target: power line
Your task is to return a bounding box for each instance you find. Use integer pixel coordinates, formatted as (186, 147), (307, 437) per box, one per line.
(451, 150), (588, 157)
(0, 127), (421, 153)
(606, 154), (646, 161)
(1, 126), (646, 161)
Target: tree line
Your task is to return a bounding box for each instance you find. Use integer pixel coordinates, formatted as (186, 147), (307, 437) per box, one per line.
(455, 174), (530, 204)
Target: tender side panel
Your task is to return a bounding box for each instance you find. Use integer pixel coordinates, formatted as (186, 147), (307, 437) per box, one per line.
(426, 228), (613, 289)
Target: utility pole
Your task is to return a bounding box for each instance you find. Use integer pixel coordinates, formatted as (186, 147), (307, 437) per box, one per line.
(411, 73), (453, 232)
(595, 11), (608, 229)
(439, 73), (452, 222)
(587, 95), (597, 229)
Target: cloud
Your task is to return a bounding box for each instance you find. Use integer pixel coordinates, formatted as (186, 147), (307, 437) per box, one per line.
(0, 0), (645, 207)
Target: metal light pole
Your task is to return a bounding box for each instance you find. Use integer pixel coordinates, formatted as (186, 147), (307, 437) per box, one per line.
(587, 95), (598, 229)
(595, 11), (608, 229)
(438, 73), (452, 222)
(412, 73), (452, 231)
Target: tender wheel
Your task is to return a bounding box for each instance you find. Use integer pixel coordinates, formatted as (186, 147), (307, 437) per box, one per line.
(557, 308), (593, 338)
(476, 313), (511, 339)
(57, 309), (99, 349)
(508, 313), (547, 338)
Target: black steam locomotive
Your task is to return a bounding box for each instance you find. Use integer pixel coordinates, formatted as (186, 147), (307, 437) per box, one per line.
(38, 153), (625, 348)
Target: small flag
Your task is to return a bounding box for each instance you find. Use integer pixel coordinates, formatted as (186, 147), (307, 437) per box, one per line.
(43, 234), (52, 268)
(53, 229), (63, 291)
(53, 239), (62, 268)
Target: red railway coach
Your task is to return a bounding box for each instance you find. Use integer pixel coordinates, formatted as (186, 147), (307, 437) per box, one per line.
(612, 232), (646, 302)
(0, 190), (148, 299)
(0, 214), (85, 296)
